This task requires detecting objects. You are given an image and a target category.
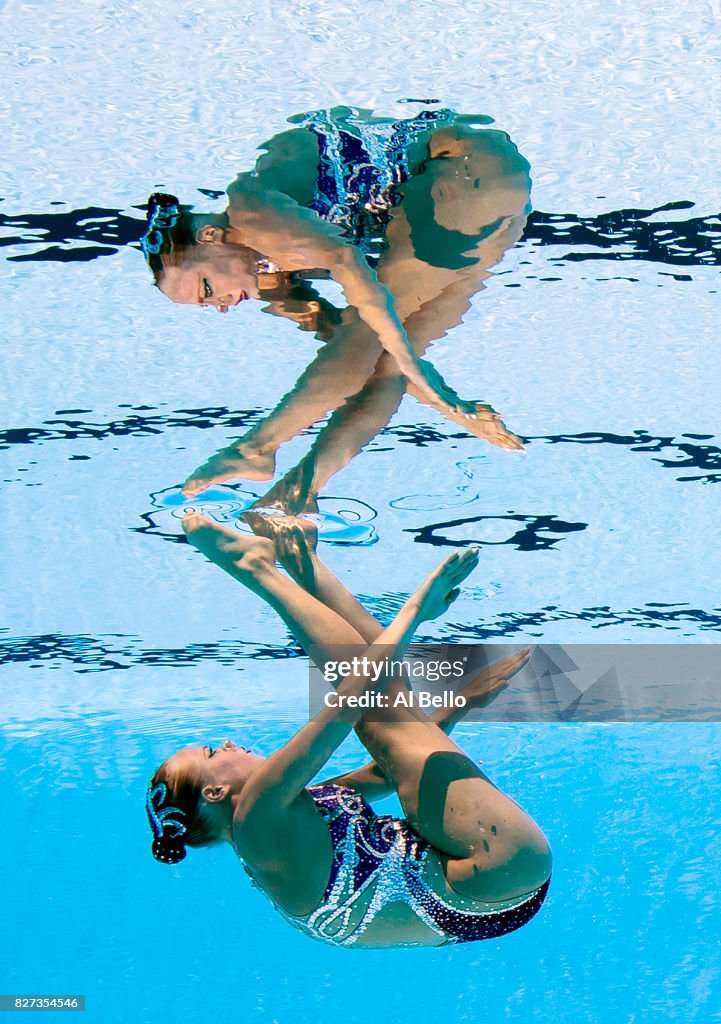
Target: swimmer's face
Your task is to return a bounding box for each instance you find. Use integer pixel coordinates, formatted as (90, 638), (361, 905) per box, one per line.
(156, 233), (261, 312)
(169, 740), (263, 791)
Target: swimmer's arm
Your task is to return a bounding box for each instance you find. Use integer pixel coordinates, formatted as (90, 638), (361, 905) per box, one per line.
(320, 707), (461, 801)
(237, 598), (423, 819)
(227, 181), (472, 414)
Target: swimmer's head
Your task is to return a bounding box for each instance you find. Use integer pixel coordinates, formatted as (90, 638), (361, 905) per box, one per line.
(141, 193), (261, 312)
(146, 740), (262, 864)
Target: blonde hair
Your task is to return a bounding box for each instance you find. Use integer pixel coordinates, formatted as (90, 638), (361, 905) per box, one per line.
(149, 754), (219, 850)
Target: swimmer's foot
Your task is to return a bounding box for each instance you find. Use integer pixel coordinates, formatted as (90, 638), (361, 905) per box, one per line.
(411, 548), (480, 623)
(250, 458), (319, 516)
(242, 509), (318, 591)
(182, 512), (277, 583)
(459, 648), (530, 710)
(182, 444), (277, 497)
(428, 646), (531, 730)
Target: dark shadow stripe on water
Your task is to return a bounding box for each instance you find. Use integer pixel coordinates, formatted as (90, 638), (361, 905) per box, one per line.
(385, 427), (721, 483)
(365, 602), (721, 640)
(2, 411), (719, 485)
(0, 406), (264, 450)
(2, 200), (721, 269)
(0, 632), (304, 671)
(522, 201), (721, 269)
(0, 204), (146, 261)
(406, 512), (587, 551)
(525, 430), (721, 483)
(2, 603), (721, 673)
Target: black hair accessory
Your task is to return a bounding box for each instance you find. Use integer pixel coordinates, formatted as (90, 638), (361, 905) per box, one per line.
(151, 836), (187, 865)
(141, 193), (181, 256)
(146, 782), (188, 865)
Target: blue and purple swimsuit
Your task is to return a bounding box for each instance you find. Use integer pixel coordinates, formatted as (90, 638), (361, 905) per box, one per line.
(246, 783), (550, 948)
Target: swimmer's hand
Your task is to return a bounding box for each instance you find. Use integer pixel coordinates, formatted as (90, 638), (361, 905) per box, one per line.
(459, 648), (531, 709)
(406, 382), (525, 451)
(411, 548), (479, 622)
(416, 357), (479, 418)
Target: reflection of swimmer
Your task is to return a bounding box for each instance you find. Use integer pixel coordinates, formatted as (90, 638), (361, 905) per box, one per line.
(141, 106), (531, 496)
(146, 515), (551, 948)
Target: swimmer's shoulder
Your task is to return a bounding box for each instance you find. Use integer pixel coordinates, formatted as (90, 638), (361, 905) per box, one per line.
(232, 786), (333, 917)
(229, 127), (319, 207)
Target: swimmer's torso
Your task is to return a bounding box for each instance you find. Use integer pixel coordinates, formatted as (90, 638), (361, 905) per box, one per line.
(226, 108), (531, 330)
(236, 783), (549, 949)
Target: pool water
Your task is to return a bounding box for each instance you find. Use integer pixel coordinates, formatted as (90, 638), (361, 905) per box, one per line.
(2, 1), (720, 1021)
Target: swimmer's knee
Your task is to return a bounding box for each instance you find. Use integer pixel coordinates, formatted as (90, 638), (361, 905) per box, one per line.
(474, 826), (552, 896)
(428, 128), (472, 159)
(531, 832), (553, 883)
(508, 829), (552, 892)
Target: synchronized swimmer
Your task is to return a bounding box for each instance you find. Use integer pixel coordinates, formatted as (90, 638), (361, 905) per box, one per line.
(140, 106), (530, 502)
(146, 516), (551, 948)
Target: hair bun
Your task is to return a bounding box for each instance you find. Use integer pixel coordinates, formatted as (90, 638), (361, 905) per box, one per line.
(147, 192), (180, 214)
(152, 837), (187, 865)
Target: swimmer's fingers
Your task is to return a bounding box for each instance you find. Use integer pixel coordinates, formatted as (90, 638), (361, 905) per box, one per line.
(482, 412), (525, 452)
(493, 647), (531, 680)
(459, 648), (530, 708)
(452, 402), (526, 452)
(439, 547), (480, 587)
(489, 427), (526, 452)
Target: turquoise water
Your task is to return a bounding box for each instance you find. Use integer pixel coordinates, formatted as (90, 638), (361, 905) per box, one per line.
(2, 0), (721, 1020)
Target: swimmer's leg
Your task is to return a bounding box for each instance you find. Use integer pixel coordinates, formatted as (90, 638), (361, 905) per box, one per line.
(254, 356), (408, 509)
(182, 318), (382, 496)
(252, 349), (518, 525)
(378, 245), (524, 450)
(403, 298), (524, 450)
(250, 324), (517, 517)
(266, 519), (514, 801)
(182, 511), (404, 678)
(348, 679), (551, 902)
(184, 512), (549, 901)
(262, 524), (549, 901)
(257, 513), (388, 645)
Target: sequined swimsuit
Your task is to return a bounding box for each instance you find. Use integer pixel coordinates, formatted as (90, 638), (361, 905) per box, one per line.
(295, 107), (459, 267)
(249, 783), (550, 948)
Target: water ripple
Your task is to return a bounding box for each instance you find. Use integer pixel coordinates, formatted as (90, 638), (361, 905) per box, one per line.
(3, 601), (720, 676)
(138, 485), (377, 546)
(0, 632), (303, 671)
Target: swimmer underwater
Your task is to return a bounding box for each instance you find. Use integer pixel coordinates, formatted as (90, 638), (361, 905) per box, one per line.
(146, 515), (551, 948)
